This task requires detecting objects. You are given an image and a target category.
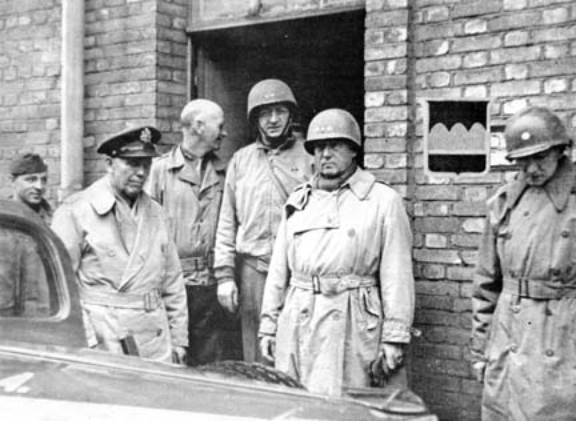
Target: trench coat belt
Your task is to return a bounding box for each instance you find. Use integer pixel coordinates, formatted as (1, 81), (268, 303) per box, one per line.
(503, 277), (576, 299)
(180, 255), (212, 272)
(79, 286), (162, 312)
(290, 272), (376, 296)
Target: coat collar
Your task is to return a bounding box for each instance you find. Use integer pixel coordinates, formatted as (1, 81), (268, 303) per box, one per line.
(87, 177), (116, 215)
(506, 155), (575, 213)
(310, 168), (375, 200)
(166, 146), (225, 178)
(341, 168), (376, 200)
(88, 176), (151, 216)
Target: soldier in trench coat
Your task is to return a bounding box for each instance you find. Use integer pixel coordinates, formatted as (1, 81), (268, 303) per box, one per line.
(472, 106), (576, 420)
(52, 126), (188, 363)
(259, 109), (415, 396)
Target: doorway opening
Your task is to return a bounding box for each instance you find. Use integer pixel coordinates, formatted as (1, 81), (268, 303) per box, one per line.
(190, 10), (365, 163)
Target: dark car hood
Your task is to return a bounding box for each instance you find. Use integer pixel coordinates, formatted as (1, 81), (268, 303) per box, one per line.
(0, 342), (434, 421)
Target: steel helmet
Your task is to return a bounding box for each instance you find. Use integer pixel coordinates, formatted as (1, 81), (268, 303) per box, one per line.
(305, 108), (362, 154)
(247, 79), (297, 121)
(505, 106), (572, 160)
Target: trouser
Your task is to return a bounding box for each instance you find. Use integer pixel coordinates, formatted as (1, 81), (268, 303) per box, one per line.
(186, 284), (228, 366)
(238, 256), (268, 363)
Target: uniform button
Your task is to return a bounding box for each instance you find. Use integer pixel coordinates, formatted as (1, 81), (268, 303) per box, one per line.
(552, 269), (561, 276)
(510, 270), (517, 278)
(510, 345), (518, 353)
(108, 250), (115, 257)
(332, 312), (341, 321)
(561, 231), (570, 238)
(523, 211), (529, 217)
(545, 349), (554, 357)
(511, 305), (520, 313)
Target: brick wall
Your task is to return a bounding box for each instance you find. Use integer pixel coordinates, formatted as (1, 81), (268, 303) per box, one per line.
(365, 1), (576, 419)
(0, 0), (189, 196)
(0, 0), (62, 202)
(84, 0), (187, 184)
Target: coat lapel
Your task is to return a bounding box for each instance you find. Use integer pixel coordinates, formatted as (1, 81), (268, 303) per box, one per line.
(118, 193), (161, 292)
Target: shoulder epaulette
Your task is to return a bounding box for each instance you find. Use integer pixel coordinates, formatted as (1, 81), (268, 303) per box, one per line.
(285, 183), (312, 218)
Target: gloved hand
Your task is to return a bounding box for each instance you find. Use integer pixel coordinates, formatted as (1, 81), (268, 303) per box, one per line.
(172, 346), (187, 365)
(259, 335), (276, 363)
(369, 343), (405, 387)
(217, 278), (239, 313)
(382, 342), (405, 371)
(473, 361), (486, 382)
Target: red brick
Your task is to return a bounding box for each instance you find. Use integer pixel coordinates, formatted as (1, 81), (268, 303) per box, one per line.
(488, 11), (541, 31)
(447, 265), (476, 281)
(414, 248), (463, 264)
(451, 233), (482, 248)
(452, 35), (501, 53)
(415, 185), (460, 200)
(454, 67), (502, 85)
(417, 294), (454, 311)
(452, 0), (501, 18)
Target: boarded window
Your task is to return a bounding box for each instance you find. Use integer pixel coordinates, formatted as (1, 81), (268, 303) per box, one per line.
(423, 100), (490, 175)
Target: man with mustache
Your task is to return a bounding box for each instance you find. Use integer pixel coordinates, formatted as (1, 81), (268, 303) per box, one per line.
(9, 153), (52, 224)
(52, 126), (188, 363)
(215, 79), (314, 362)
(147, 99), (232, 366)
(472, 106), (576, 420)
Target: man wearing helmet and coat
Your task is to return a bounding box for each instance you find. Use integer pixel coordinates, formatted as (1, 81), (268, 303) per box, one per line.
(214, 79), (314, 362)
(258, 109), (415, 396)
(472, 106), (576, 420)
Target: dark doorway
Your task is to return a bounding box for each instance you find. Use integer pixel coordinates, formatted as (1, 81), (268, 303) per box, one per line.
(190, 10), (365, 163)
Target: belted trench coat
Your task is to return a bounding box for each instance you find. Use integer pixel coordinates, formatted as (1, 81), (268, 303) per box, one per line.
(472, 156), (576, 420)
(52, 177), (188, 362)
(259, 169), (415, 396)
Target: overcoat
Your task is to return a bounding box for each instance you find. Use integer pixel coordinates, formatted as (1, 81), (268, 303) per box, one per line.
(52, 177), (188, 362)
(260, 169), (415, 396)
(472, 156), (576, 420)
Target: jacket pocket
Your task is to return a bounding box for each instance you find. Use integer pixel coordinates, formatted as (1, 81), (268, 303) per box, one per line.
(361, 288), (382, 331)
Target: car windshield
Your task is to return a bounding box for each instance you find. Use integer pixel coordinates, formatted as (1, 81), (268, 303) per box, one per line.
(0, 224), (53, 318)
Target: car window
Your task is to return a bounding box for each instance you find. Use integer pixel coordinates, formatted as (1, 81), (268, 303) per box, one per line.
(0, 225), (53, 318)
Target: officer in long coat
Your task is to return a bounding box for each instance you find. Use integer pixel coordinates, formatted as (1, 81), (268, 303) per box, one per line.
(147, 99), (233, 365)
(52, 126), (188, 363)
(258, 109), (415, 396)
(214, 79), (314, 362)
(472, 106), (576, 420)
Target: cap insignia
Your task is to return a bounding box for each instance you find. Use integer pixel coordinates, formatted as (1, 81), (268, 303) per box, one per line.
(140, 128), (152, 143)
(520, 131), (531, 141)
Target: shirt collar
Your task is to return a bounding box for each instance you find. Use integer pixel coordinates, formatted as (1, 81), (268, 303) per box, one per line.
(506, 155), (575, 213)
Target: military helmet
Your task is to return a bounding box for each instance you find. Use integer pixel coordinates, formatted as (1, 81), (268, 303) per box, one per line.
(505, 106), (572, 160)
(247, 79), (297, 121)
(304, 108), (362, 154)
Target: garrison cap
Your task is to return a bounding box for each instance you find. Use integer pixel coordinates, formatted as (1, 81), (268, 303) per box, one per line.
(10, 153), (48, 176)
(97, 126), (161, 158)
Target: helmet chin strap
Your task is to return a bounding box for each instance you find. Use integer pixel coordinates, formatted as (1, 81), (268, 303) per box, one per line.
(258, 115), (293, 148)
